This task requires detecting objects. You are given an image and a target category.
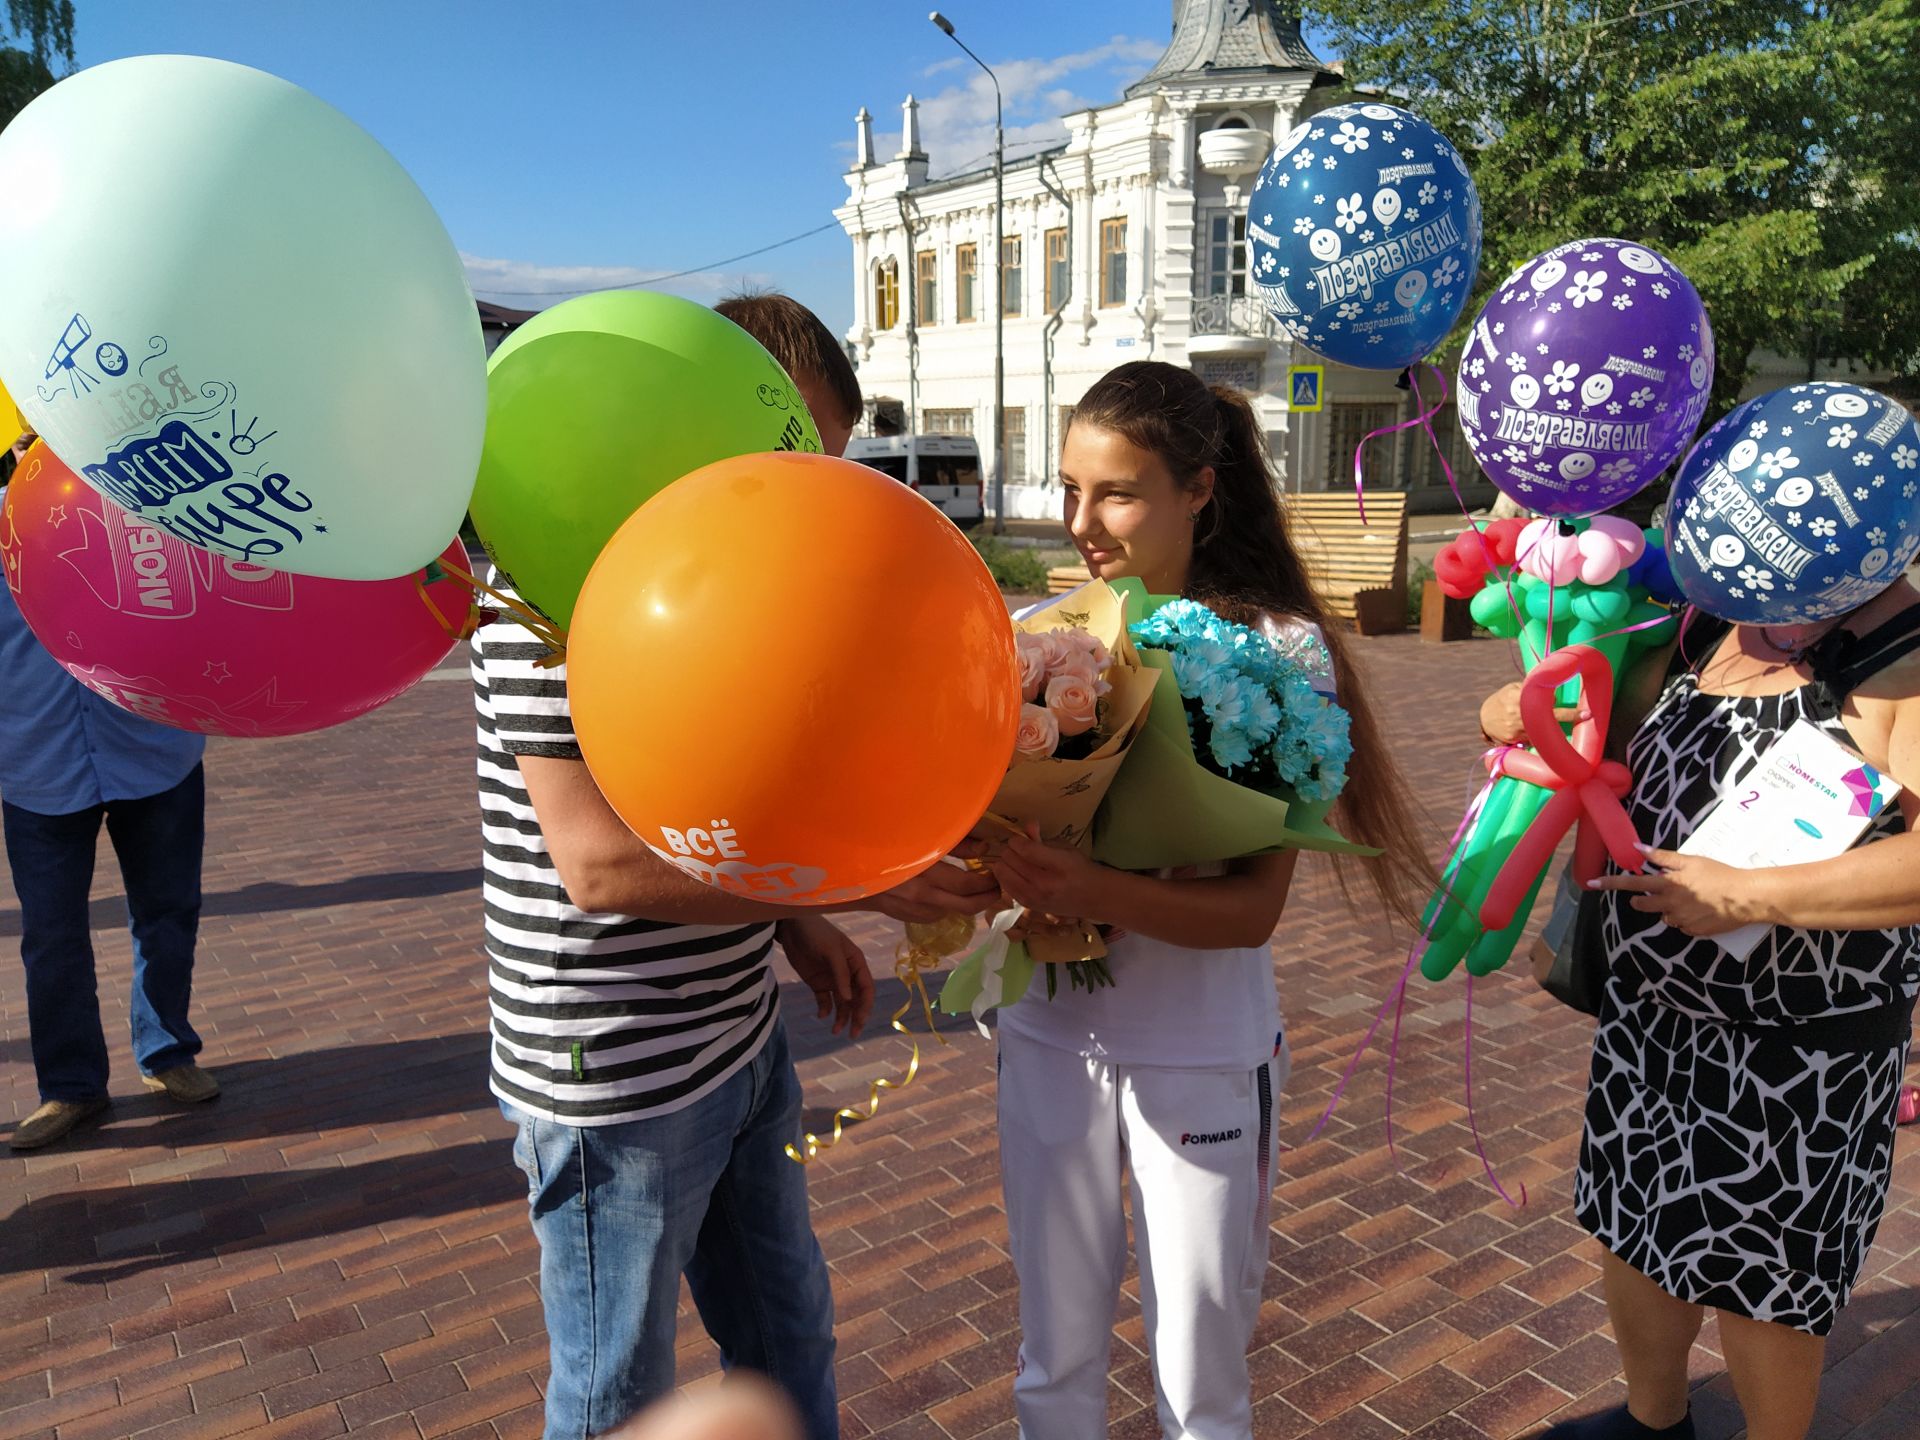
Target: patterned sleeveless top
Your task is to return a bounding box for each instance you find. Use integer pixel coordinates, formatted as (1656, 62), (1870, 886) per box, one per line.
(1602, 642), (1920, 1025)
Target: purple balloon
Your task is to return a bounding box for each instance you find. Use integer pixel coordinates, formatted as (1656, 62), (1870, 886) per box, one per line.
(1456, 238), (1714, 516)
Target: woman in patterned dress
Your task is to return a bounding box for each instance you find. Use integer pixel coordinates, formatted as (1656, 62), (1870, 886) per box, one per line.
(1481, 575), (1920, 1440)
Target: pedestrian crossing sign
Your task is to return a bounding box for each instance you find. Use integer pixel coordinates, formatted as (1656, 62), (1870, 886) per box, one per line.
(1287, 365), (1324, 412)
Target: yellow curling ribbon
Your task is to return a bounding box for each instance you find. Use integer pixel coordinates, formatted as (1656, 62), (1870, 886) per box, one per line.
(436, 555), (570, 666)
(785, 912), (975, 1164)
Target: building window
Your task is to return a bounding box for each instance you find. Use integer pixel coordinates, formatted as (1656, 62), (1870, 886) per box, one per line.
(1329, 402), (1405, 490)
(1002, 236), (1023, 317)
(1204, 212), (1247, 298)
(1100, 218), (1127, 308)
(1408, 404), (1480, 491)
(1045, 227), (1070, 312)
(955, 244), (977, 323)
(916, 250), (938, 326)
(874, 259), (899, 331)
(1001, 407), (1027, 484)
(925, 408), (973, 436)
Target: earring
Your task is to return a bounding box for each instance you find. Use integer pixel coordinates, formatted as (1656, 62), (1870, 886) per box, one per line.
(1188, 510), (1200, 523)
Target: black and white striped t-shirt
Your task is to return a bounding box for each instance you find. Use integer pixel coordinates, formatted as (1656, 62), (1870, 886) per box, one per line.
(472, 598), (777, 1126)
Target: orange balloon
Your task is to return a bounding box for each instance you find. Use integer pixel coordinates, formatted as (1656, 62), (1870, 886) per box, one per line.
(569, 452), (1020, 906)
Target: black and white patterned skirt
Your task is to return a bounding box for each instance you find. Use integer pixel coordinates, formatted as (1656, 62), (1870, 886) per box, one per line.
(1576, 986), (1907, 1335)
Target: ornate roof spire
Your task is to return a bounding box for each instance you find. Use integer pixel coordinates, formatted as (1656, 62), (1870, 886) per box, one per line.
(898, 95), (926, 161)
(1127, 0), (1322, 96)
(854, 107), (874, 169)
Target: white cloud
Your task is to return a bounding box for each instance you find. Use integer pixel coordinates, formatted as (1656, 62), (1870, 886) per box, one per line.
(461, 252), (774, 308)
(861, 35), (1164, 178)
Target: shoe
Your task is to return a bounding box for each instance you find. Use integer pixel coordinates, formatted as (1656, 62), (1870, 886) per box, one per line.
(1898, 1085), (1919, 1125)
(141, 1064), (220, 1104)
(9, 1097), (110, 1150)
(1540, 1404), (1696, 1438)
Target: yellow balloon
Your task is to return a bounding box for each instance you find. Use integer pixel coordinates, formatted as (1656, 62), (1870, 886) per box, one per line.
(0, 372), (21, 441)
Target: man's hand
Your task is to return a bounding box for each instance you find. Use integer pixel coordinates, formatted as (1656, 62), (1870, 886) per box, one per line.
(776, 916), (875, 1039)
(869, 854), (1003, 924)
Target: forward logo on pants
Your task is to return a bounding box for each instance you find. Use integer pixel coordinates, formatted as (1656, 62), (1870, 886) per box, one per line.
(1179, 1129), (1242, 1146)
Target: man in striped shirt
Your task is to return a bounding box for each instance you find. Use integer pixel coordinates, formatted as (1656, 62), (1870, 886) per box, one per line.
(476, 295), (999, 1440)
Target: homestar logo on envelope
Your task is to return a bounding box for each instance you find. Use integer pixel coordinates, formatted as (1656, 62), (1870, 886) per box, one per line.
(1842, 763), (1895, 819)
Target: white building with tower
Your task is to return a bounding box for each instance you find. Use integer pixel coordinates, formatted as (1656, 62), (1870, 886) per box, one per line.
(834, 0), (1475, 516)
(836, 0), (1897, 519)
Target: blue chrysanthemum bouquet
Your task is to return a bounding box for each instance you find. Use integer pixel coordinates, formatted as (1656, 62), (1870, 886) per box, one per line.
(1129, 598), (1351, 805)
(1094, 580), (1375, 868)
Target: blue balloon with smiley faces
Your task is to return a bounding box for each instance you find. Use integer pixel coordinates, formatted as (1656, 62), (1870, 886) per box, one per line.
(1246, 102), (1482, 371)
(1666, 383), (1920, 624)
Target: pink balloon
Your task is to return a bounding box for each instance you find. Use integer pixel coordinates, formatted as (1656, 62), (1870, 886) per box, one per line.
(0, 444), (473, 736)
(1516, 518), (1584, 586)
(1575, 530), (1622, 585)
(1587, 514), (1647, 563)
(1517, 515), (1647, 588)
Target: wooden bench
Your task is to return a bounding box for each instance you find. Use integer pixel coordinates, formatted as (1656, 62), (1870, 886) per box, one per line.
(1048, 565), (1091, 595)
(1046, 490), (1409, 633)
(1286, 490), (1409, 634)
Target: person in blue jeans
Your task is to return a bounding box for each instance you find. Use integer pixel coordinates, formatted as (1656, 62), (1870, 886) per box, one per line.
(474, 296), (1001, 1440)
(0, 555), (217, 1151)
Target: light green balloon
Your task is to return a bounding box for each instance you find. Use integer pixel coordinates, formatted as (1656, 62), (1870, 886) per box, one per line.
(0, 56), (487, 581)
(472, 291), (821, 628)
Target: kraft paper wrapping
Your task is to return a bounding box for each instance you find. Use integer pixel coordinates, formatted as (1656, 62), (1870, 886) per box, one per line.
(938, 581), (1159, 1015)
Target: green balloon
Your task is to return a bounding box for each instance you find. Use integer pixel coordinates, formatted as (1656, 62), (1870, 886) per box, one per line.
(471, 291), (822, 628)
(1420, 774), (1555, 981)
(1471, 583), (1522, 636)
(1462, 861), (1549, 976)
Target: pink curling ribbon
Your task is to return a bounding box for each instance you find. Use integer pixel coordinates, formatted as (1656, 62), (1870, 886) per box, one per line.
(1465, 971), (1526, 1206)
(1480, 644), (1646, 931)
(1406, 364), (1533, 646)
(1352, 361), (1449, 529)
(1293, 745), (1514, 1159)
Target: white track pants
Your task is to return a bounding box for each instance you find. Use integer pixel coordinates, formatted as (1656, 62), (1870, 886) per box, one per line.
(996, 1028), (1288, 1440)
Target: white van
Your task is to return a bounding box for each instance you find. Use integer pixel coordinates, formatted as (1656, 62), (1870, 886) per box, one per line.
(844, 434), (986, 528)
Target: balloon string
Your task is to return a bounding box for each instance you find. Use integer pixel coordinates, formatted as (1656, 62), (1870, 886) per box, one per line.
(1673, 603), (1709, 672)
(1577, 608), (1683, 653)
(1465, 971), (1527, 1208)
(1543, 555), (1559, 666)
(1290, 762), (1497, 1153)
(436, 556), (569, 667)
(785, 935), (952, 1164)
(1350, 361), (1448, 527)
(414, 560), (484, 642)
(1407, 362), (1531, 647)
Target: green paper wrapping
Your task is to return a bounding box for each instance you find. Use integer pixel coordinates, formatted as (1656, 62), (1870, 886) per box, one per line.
(935, 938), (1033, 1018)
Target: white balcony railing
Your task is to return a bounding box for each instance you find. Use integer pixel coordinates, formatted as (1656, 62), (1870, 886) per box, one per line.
(1190, 293), (1284, 341)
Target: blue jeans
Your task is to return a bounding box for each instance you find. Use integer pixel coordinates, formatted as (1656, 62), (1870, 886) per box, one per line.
(507, 1015), (837, 1440)
(2, 765), (206, 1102)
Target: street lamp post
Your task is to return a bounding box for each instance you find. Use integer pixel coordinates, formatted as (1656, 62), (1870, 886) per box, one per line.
(930, 10), (1005, 534)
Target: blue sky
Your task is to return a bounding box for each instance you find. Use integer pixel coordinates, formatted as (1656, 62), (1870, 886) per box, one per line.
(72, 2), (1337, 336)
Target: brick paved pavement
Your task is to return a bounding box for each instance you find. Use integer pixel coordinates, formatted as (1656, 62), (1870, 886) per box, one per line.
(2, 632), (1917, 1440)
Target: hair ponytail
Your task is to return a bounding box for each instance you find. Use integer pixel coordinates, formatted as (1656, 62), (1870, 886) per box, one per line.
(1069, 361), (1435, 926)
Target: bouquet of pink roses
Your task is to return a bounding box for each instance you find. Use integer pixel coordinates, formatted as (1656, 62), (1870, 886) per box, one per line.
(938, 581), (1160, 1024)
(1012, 626), (1115, 764)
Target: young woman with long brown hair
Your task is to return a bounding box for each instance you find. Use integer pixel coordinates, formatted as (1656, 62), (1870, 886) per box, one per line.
(987, 360), (1428, 1439)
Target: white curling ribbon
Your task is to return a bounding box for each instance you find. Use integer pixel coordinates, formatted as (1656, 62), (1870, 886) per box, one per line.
(968, 904), (1028, 1040)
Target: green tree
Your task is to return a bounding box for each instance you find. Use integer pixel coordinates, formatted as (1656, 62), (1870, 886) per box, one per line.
(1305, 0), (1920, 413)
(0, 0), (73, 128)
